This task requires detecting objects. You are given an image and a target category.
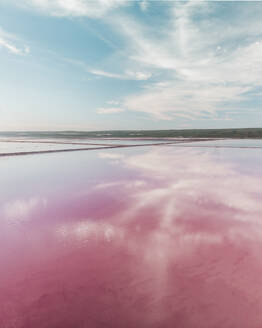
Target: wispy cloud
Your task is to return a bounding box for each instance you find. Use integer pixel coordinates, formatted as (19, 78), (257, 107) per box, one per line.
(11, 0), (127, 17)
(64, 58), (151, 81)
(0, 37), (22, 54)
(89, 69), (124, 79)
(4, 0), (262, 125)
(104, 1), (262, 120)
(107, 100), (120, 105)
(0, 27), (29, 55)
(3, 197), (47, 223)
(139, 0), (149, 12)
(90, 68), (151, 81)
(124, 82), (251, 120)
(96, 107), (124, 114)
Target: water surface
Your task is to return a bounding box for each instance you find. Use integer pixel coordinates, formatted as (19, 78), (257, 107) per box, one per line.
(0, 141), (106, 155)
(0, 144), (262, 327)
(179, 138), (262, 148)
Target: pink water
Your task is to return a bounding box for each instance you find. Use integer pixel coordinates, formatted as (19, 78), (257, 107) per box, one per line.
(1, 145), (262, 327)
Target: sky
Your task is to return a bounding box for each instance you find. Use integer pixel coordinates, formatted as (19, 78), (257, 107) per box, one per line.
(0, 0), (262, 131)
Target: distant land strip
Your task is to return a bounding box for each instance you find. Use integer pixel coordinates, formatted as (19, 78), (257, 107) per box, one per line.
(0, 128), (262, 139)
(0, 138), (208, 146)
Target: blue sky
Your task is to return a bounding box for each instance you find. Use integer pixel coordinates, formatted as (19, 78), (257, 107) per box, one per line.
(0, 0), (262, 131)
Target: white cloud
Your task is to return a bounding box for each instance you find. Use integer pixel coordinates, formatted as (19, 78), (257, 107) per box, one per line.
(5, 0), (262, 123)
(0, 37), (22, 54)
(124, 82), (251, 120)
(106, 2), (262, 120)
(107, 100), (120, 105)
(65, 58), (151, 81)
(125, 70), (151, 81)
(89, 69), (124, 79)
(90, 68), (151, 81)
(139, 0), (149, 12)
(97, 107), (124, 114)
(11, 0), (127, 17)
(0, 28), (29, 55)
(24, 45), (30, 54)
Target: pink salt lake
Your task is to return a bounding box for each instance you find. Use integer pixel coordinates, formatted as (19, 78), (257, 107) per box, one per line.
(0, 142), (262, 328)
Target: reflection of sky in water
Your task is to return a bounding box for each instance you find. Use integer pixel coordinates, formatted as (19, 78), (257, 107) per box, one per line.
(1, 146), (262, 327)
(0, 138), (181, 156)
(175, 138), (262, 147)
(0, 141), (107, 154)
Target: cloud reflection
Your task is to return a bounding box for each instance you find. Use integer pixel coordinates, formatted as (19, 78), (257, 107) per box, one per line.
(1, 147), (262, 327)
(3, 197), (47, 224)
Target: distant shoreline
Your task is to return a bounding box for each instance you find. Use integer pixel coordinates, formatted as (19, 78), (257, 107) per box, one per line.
(0, 128), (262, 139)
